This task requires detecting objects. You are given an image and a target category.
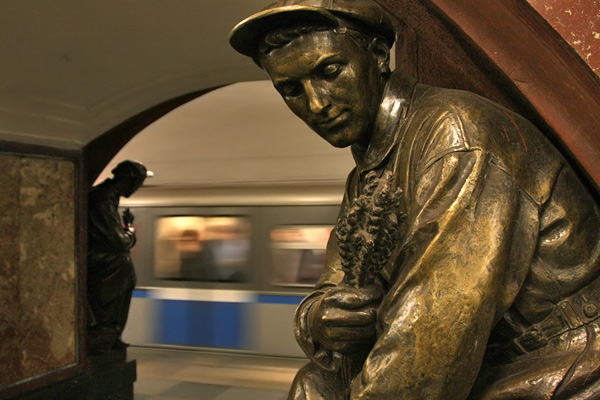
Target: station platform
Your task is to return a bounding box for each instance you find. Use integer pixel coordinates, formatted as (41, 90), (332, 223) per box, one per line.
(131, 346), (306, 400)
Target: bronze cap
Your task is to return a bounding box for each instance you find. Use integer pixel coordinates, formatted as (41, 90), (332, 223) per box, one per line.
(229, 0), (396, 58)
(111, 160), (153, 179)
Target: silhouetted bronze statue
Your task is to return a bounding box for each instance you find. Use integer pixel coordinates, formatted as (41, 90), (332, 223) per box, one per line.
(87, 160), (149, 355)
(230, 1), (600, 398)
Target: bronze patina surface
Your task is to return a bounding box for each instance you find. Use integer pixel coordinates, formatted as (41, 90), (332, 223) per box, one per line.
(230, 1), (600, 398)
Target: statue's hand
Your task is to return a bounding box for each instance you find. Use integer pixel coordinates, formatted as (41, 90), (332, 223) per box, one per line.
(122, 208), (134, 226)
(308, 286), (382, 354)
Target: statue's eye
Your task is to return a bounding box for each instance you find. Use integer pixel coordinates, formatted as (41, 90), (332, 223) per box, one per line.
(280, 82), (302, 98)
(320, 63), (342, 78)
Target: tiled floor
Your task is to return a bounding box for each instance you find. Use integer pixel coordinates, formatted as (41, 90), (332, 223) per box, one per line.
(130, 347), (307, 400)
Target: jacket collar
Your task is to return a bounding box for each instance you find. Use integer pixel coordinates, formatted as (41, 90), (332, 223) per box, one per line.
(351, 70), (416, 172)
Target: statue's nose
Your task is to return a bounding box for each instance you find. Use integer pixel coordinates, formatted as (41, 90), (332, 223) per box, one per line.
(304, 81), (331, 114)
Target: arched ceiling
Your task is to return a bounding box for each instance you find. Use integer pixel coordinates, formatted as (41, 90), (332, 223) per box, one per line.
(0, 0), (267, 148)
(1, 0), (599, 190)
(96, 81), (355, 187)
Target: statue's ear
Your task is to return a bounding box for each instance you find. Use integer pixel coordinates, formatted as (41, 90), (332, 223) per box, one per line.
(370, 38), (391, 75)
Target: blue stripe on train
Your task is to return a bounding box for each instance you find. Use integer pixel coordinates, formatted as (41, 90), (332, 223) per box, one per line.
(158, 300), (246, 348)
(257, 295), (304, 305)
(132, 289), (148, 298)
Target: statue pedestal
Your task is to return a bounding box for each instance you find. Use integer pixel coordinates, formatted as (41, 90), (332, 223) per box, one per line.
(13, 350), (136, 400)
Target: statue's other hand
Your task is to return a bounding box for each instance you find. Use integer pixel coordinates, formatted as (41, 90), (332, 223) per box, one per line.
(308, 287), (382, 353)
(122, 207), (134, 226)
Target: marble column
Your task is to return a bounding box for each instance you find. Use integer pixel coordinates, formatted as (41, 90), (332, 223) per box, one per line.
(0, 154), (77, 389)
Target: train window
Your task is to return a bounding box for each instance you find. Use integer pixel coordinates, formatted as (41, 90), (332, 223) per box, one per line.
(270, 225), (333, 287)
(154, 216), (250, 282)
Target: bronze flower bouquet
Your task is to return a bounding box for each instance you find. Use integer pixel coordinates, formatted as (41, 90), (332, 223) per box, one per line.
(335, 170), (405, 394)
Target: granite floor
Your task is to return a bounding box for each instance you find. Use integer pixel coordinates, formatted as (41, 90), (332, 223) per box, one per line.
(130, 347), (306, 400)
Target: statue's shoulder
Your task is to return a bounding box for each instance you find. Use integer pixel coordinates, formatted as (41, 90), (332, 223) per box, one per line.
(89, 179), (117, 204)
(410, 84), (565, 204)
(408, 84), (539, 147)
(400, 85), (477, 165)
(411, 84), (505, 119)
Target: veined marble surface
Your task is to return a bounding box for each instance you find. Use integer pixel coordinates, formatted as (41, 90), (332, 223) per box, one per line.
(0, 154), (77, 389)
(529, 0), (600, 76)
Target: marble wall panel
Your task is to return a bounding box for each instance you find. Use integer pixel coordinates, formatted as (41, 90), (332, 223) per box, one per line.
(0, 154), (77, 389)
(0, 155), (23, 386)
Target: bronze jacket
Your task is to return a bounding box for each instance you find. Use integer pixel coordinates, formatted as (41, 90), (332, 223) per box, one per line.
(294, 71), (600, 399)
(87, 179), (136, 308)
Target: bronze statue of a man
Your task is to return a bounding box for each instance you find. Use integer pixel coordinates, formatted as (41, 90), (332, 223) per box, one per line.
(230, 1), (600, 398)
(87, 160), (149, 355)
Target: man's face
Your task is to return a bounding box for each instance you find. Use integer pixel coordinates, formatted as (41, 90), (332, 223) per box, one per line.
(116, 175), (143, 198)
(259, 30), (386, 149)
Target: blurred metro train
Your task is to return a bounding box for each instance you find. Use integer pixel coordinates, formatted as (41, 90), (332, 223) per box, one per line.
(121, 183), (344, 357)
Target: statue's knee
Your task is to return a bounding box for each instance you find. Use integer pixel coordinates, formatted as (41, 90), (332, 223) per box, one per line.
(288, 363), (345, 400)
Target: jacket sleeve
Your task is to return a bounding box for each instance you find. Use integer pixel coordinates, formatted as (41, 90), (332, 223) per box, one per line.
(351, 148), (534, 399)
